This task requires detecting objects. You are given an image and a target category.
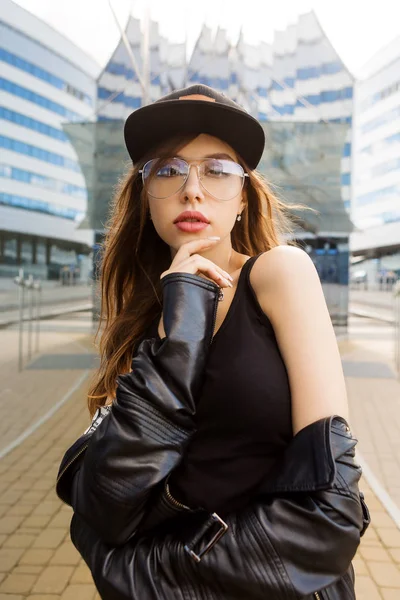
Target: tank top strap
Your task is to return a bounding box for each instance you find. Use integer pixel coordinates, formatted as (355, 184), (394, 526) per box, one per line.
(242, 251), (275, 332)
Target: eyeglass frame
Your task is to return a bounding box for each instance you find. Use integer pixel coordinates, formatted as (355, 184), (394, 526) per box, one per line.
(139, 156), (249, 200)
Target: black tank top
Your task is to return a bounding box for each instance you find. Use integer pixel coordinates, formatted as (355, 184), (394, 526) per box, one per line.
(148, 252), (293, 515)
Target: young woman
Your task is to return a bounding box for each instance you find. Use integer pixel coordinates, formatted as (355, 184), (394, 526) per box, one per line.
(56, 84), (369, 599)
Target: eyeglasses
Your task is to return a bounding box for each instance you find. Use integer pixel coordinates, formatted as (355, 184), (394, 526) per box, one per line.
(139, 157), (248, 201)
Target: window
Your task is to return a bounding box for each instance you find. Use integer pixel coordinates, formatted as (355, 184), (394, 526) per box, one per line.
(0, 162), (86, 198)
(361, 106), (400, 134)
(0, 107), (67, 141)
(0, 192), (81, 220)
(0, 136), (80, 172)
(97, 87), (142, 109)
(0, 78), (82, 121)
(0, 47), (93, 105)
(341, 172), (351, 186)
(343, 142), (351, 157)
(355, 185), (400, 206)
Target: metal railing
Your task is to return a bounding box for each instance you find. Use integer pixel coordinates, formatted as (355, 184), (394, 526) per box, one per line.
(13, 268), (42, 372)
(395, 281), (400, 379)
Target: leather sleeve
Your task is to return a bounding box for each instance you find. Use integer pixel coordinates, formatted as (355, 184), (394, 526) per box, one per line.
(58, 273), (219, 546)
(68, 416), (370, 599)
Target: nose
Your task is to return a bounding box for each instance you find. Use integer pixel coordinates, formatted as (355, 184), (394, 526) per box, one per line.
(180, 164), (205, 203)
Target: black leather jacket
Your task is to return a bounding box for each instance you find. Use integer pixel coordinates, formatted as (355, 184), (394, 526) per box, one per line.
(56, 273), (370, 600)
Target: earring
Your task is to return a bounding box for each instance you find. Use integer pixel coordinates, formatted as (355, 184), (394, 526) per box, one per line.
(236, 214), (242, 222)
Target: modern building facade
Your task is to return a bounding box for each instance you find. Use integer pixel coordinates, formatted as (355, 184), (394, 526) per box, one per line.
(352, 36), (400, 281)
(67, 10), (353, 325)
(0, 0), (99, 279)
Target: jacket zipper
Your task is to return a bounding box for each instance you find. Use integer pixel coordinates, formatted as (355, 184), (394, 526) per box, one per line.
(56, 443), (88, 485)
(314, 592), (321, 600)
(209, 288), (220, 345)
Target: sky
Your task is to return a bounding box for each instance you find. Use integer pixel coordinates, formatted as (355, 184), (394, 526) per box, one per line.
(11, 0), (400, 77)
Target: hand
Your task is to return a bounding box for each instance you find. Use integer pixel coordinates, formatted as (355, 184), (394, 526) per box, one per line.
(160, 238), (233, 288)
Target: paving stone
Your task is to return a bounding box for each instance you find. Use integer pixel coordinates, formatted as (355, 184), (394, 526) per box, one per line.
(32, 566), (74, 594)
(362, 526), (382, 546)
(60, 584), (96, 600)
(353, 555), (369, 576)
(19, 491), (48, 505)
(32, 528), (65, 549)
(12, 566), (42, 575)
(0, 490), (24, 506)
(377, 528), (400, 549)
(0, 594), (24, 600)
(2, 533), (36, 549)
(27, 596), (60, 600)
(0, 573), (37, 594)
(31, 500), (61, 518)
(6, 505), (34, 517)
(368, 561), (400, 587)
(20, 548), (53, 566)
(371, 511), (398, 528)
(389, 549), (400, 564)
(22, 515), (52, 529)
(0, 535), (6, 547)
(355, 575), (383, 600)
(0, 576), (4, 585)
(382, 589), (400, 599)
(0, 516), (25, 534)
(50, 542), (80, 566)
(48, 511), (72, 529)
(360, 546), (393, 562)
(69, 564), (94, 585)
(0, 548), (25, 571)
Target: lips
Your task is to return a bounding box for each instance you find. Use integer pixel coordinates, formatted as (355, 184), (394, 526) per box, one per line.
(174, 211), (210, 224)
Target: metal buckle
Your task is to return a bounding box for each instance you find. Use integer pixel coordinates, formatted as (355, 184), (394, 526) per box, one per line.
(184, 512), (228, 563)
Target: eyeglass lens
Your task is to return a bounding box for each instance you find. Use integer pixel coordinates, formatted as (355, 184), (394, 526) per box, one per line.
(143, 158), (245, 200)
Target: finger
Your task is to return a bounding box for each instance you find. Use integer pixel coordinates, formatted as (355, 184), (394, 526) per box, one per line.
(187, 256), (233, 287)
(174, 253), (232, 281)
(174, 237), (220, 261)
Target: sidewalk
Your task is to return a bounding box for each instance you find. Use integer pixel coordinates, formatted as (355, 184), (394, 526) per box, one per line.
(0, 315), (400, 598)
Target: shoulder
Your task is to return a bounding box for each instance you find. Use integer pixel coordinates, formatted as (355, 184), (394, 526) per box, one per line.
(251, 245), (320, 307)
(250, 244), (328, 329)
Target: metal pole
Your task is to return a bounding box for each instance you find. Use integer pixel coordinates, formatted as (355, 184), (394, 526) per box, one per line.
(14, 268), (25, 373)
(35, 281), (41, 353)
(27, 275), (33, 361)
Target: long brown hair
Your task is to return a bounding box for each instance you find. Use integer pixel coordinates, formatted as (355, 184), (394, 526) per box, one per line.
(87, 134), (313, 417)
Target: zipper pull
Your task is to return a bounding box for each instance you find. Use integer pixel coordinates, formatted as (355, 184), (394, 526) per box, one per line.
(218, 288), (224, 301)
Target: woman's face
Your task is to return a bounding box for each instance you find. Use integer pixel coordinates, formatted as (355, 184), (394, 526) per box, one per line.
(146, 134), (245, 251)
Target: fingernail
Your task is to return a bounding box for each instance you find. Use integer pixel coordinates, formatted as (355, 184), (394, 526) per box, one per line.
(225, 272), (233, 281)
(207, 236), (220, 240)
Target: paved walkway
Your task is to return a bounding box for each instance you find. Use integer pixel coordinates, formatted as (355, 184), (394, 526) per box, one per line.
(0, 314), (400, 598)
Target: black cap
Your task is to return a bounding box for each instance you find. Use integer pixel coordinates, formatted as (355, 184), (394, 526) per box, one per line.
(123, 84), (265, 170)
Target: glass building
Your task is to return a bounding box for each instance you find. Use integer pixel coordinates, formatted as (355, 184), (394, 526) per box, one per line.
(0, 0), (99, 279)
(352, 36), (400, 282)
(74, 10), (352, 326)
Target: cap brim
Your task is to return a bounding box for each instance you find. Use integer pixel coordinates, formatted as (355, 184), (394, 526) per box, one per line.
(124, 99), (265, 170)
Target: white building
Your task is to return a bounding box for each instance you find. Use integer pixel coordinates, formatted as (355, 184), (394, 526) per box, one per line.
(0, 0), (100, 279)
(352, 36), (400, 272)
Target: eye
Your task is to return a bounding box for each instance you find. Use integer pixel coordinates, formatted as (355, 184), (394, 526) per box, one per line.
(205, 161), (226, 177)
(157, 165), (180, 177)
